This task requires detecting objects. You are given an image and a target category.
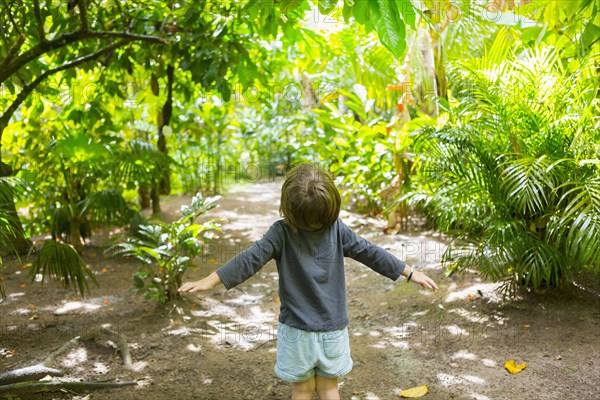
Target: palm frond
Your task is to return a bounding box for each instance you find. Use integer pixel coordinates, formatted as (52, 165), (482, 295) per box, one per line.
(499, 155), (567, 215)
(29, 240), (98, 296)
(549, 177), (600, 269)
(409, 32), (599, 292)
(80, 189), (132, 225)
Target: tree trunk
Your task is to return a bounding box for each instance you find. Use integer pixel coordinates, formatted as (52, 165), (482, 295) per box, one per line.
(138, 184), (151, 209)
(151, 186), (161, 215)
(420, 31), (438, 116)
(431, 31), (448, 102)
(157, 64), (174, 195)
(0, 159), (33, 255)
(69, 219), (83, 252)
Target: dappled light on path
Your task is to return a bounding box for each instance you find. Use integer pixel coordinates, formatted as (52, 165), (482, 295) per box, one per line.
(445, 282), (504, 303)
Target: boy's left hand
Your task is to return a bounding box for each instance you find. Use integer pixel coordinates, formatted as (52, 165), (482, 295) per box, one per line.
(410, 271), (439, 291)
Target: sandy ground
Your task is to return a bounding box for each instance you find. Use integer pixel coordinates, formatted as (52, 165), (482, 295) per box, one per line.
(1, 180), (599, 400)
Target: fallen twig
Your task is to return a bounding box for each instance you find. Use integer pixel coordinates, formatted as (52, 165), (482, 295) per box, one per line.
(0, 380), (137, 396)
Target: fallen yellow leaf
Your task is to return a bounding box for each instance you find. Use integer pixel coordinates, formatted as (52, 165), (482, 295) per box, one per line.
(505, 359), (527, 374)
(400, 385), (428, 398)
(102, 267), (108, 273)
(20, 283), (27, 288)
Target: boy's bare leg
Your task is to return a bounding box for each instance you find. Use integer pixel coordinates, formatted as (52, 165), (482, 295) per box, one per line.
(292, 376), (316, 400)
(315, 375), (340, 400)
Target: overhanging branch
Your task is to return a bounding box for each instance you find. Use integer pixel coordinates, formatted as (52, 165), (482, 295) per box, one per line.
(33, 0), (45, 41)
(0, 30), (169, 84)
(77, 0), (89, 32)
(0, 40), (130, 134)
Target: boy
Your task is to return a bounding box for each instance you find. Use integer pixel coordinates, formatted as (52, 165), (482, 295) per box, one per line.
(180, 163), (438, 400)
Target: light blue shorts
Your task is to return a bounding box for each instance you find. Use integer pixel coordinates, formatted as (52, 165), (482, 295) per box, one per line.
(274, 323), (353, 383)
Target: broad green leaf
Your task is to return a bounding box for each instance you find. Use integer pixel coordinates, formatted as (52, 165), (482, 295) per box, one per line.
(368, 0), (407, 59)
(396, 0), (416, 29)
(352, 0), (370, 25)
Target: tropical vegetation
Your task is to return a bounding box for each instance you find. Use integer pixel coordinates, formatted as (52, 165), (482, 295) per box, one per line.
(1, 0), (598, 300)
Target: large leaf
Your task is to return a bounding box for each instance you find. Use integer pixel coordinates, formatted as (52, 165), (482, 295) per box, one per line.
(367, 0), (407, 59)
(396, 0), (416, 29)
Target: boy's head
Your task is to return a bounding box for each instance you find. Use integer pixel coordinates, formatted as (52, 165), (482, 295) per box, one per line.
(280, 163), (341, 233)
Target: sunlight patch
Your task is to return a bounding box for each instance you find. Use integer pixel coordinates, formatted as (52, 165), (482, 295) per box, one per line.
(135, 376), (153, 387)
(131, 361), (148, 372)
(448, 308), (490, 323)
(462, 375), (486, 385)
(187, 343), (202, 352)
(7, 292), (26, 300)
(11, 308), (33, 315)
(92, 362), (109, 374)
(451, 349), (477, 360)
(190, 298), (238, 319)
(223, 293), (264, 306)
(362, 392), (381, 400)
(444, 325), (470, 336)
(481, 358), (497, 367)
(53, 297), (121, 315)
(61, 347), (87, 367)
(54, 301), (101, 315)
(411, 310), (428, 317)
(445, 283), (503, 303)
(166, 327), (213, 337)
(437, 373), (464, 387)
(469, 392), (492, 400)
(389, 341), (409, 349)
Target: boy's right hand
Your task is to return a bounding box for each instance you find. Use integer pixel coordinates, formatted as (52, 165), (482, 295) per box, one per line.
(179, 271), (222, 292)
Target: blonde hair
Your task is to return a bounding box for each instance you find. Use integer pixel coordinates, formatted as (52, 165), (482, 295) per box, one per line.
(280, 163), (341, 233)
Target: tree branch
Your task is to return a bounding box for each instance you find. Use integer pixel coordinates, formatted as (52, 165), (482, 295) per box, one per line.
(0, 380), (137, 396)
(3, 32), (25, 68)
(0, 30), (169, 84)
(0, 326), (135, 387)
(77, 0), (88, 32)
(1, 0), (22, 35)
(32, 0), (45, 41)
(0, 40), (129, 135)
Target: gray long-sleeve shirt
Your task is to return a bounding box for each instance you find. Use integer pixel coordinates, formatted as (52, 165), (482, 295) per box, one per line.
(216, 218), (406, 332)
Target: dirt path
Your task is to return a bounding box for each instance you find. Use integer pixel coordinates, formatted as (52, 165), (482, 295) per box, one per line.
(1, 181), (599, 400)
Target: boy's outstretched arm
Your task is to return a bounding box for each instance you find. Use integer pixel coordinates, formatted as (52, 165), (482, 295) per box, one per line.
(180, 222), (282, 293)
(401, 265), (439, 291)
(340, 220), (439, 292)
(179, 272), (222, 292)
